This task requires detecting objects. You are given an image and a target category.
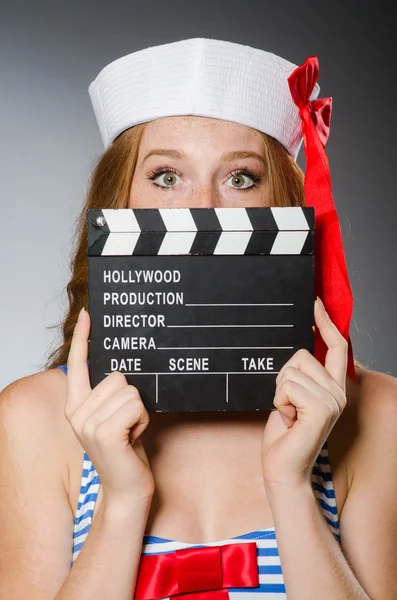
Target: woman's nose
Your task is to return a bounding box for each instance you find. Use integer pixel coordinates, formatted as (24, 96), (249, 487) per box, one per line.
(188, 182), (222, 208)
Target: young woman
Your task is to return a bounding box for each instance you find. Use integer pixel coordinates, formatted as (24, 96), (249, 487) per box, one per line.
(1, 39), (396, 600)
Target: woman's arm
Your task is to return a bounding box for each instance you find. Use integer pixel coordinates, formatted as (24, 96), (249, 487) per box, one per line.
(56, 495), (151, 600)
(264, 370), (397, 600)
(0, 371), (152, 600)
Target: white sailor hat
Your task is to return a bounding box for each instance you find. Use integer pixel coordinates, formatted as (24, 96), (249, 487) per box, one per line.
(88, 37), (320, 161)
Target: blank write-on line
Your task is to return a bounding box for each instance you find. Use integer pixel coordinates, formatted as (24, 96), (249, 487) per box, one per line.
(167, 324), (294, 327)
(184, 303), (295, 306)
(158, 346), (294, 349)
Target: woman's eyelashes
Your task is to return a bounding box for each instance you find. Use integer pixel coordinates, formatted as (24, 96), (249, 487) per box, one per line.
(146, 165), (262, 192)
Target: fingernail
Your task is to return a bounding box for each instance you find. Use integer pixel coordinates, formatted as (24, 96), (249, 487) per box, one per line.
(316, 296), (325, 311)
(78, 306), (86, 322)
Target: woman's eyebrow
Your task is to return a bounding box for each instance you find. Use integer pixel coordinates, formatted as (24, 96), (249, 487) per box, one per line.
(142, 148), (266, 166)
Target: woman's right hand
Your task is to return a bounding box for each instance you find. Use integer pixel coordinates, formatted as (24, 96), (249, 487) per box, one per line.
(65, 307), (155, 503)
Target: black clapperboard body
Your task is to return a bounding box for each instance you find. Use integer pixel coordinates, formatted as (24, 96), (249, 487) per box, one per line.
(87, 207), (315, 412)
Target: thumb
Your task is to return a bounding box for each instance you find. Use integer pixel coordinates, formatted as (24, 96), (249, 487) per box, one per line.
(262, 409), (289, 450)
(132, 437), (151, 467)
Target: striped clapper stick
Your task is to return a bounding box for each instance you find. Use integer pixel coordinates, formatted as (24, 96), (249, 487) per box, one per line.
(87, 207), (314, 411)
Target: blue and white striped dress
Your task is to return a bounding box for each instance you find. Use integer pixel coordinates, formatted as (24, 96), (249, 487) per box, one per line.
(57, 363), (341, 597)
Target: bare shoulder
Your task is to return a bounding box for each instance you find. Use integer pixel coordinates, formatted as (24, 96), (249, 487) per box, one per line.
(346, 364), (397, 450)
(325, 363), (397, 522)
(348, 363), (397, 470)
(329, 363), (397, 472)
(0, 367), (79, 494)
(329, 366), (397, 598)
(353, 362), (397, 405)
(0, 367), (67, 426)
(1, 366), (67, 408)
(0, 367), (87, 597)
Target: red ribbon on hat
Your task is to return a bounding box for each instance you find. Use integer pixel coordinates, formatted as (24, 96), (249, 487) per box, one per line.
(134, 542), (260, 600)
(288, 56), (356, 382)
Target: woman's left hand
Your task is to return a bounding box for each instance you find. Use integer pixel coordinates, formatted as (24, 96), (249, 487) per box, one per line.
(261, 296), (348, 490)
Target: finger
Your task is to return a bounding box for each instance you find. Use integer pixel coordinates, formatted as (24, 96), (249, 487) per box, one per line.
(129, 401), (150, 444)
(277, 399), (297, 425)
(277, 366), (342, 416)
(275, 349), (346, 412)
(73, 370), (129, 421)
(92, 370), (129, 398)
(66, 308), (92, 413)
(274, 380), (310, 425)
(314, 297), (348, 393)
(274, 379), (338, 428)
(276, 348), (339, 403)
(79, 386), (141, 432)
(96, 398), (150, 447)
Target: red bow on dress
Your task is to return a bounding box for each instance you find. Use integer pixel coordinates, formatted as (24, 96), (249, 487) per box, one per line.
(134, 542), (260, 600)
(288, 56), (356, 382)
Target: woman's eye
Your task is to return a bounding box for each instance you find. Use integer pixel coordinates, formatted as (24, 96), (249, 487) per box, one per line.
(226, 171), (257, 190)
(149, 169), (183, 189)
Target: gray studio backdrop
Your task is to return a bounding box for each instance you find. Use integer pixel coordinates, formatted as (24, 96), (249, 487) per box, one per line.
(1, 1), (396, 390)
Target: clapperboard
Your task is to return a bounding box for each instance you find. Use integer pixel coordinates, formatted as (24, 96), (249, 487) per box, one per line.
(87, 207), (314, 412)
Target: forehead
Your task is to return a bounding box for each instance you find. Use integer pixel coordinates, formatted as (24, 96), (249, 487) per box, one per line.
(139, 115), (264, 148)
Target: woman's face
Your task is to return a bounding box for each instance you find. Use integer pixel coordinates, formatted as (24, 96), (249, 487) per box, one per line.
(128, 116), (270, 209)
